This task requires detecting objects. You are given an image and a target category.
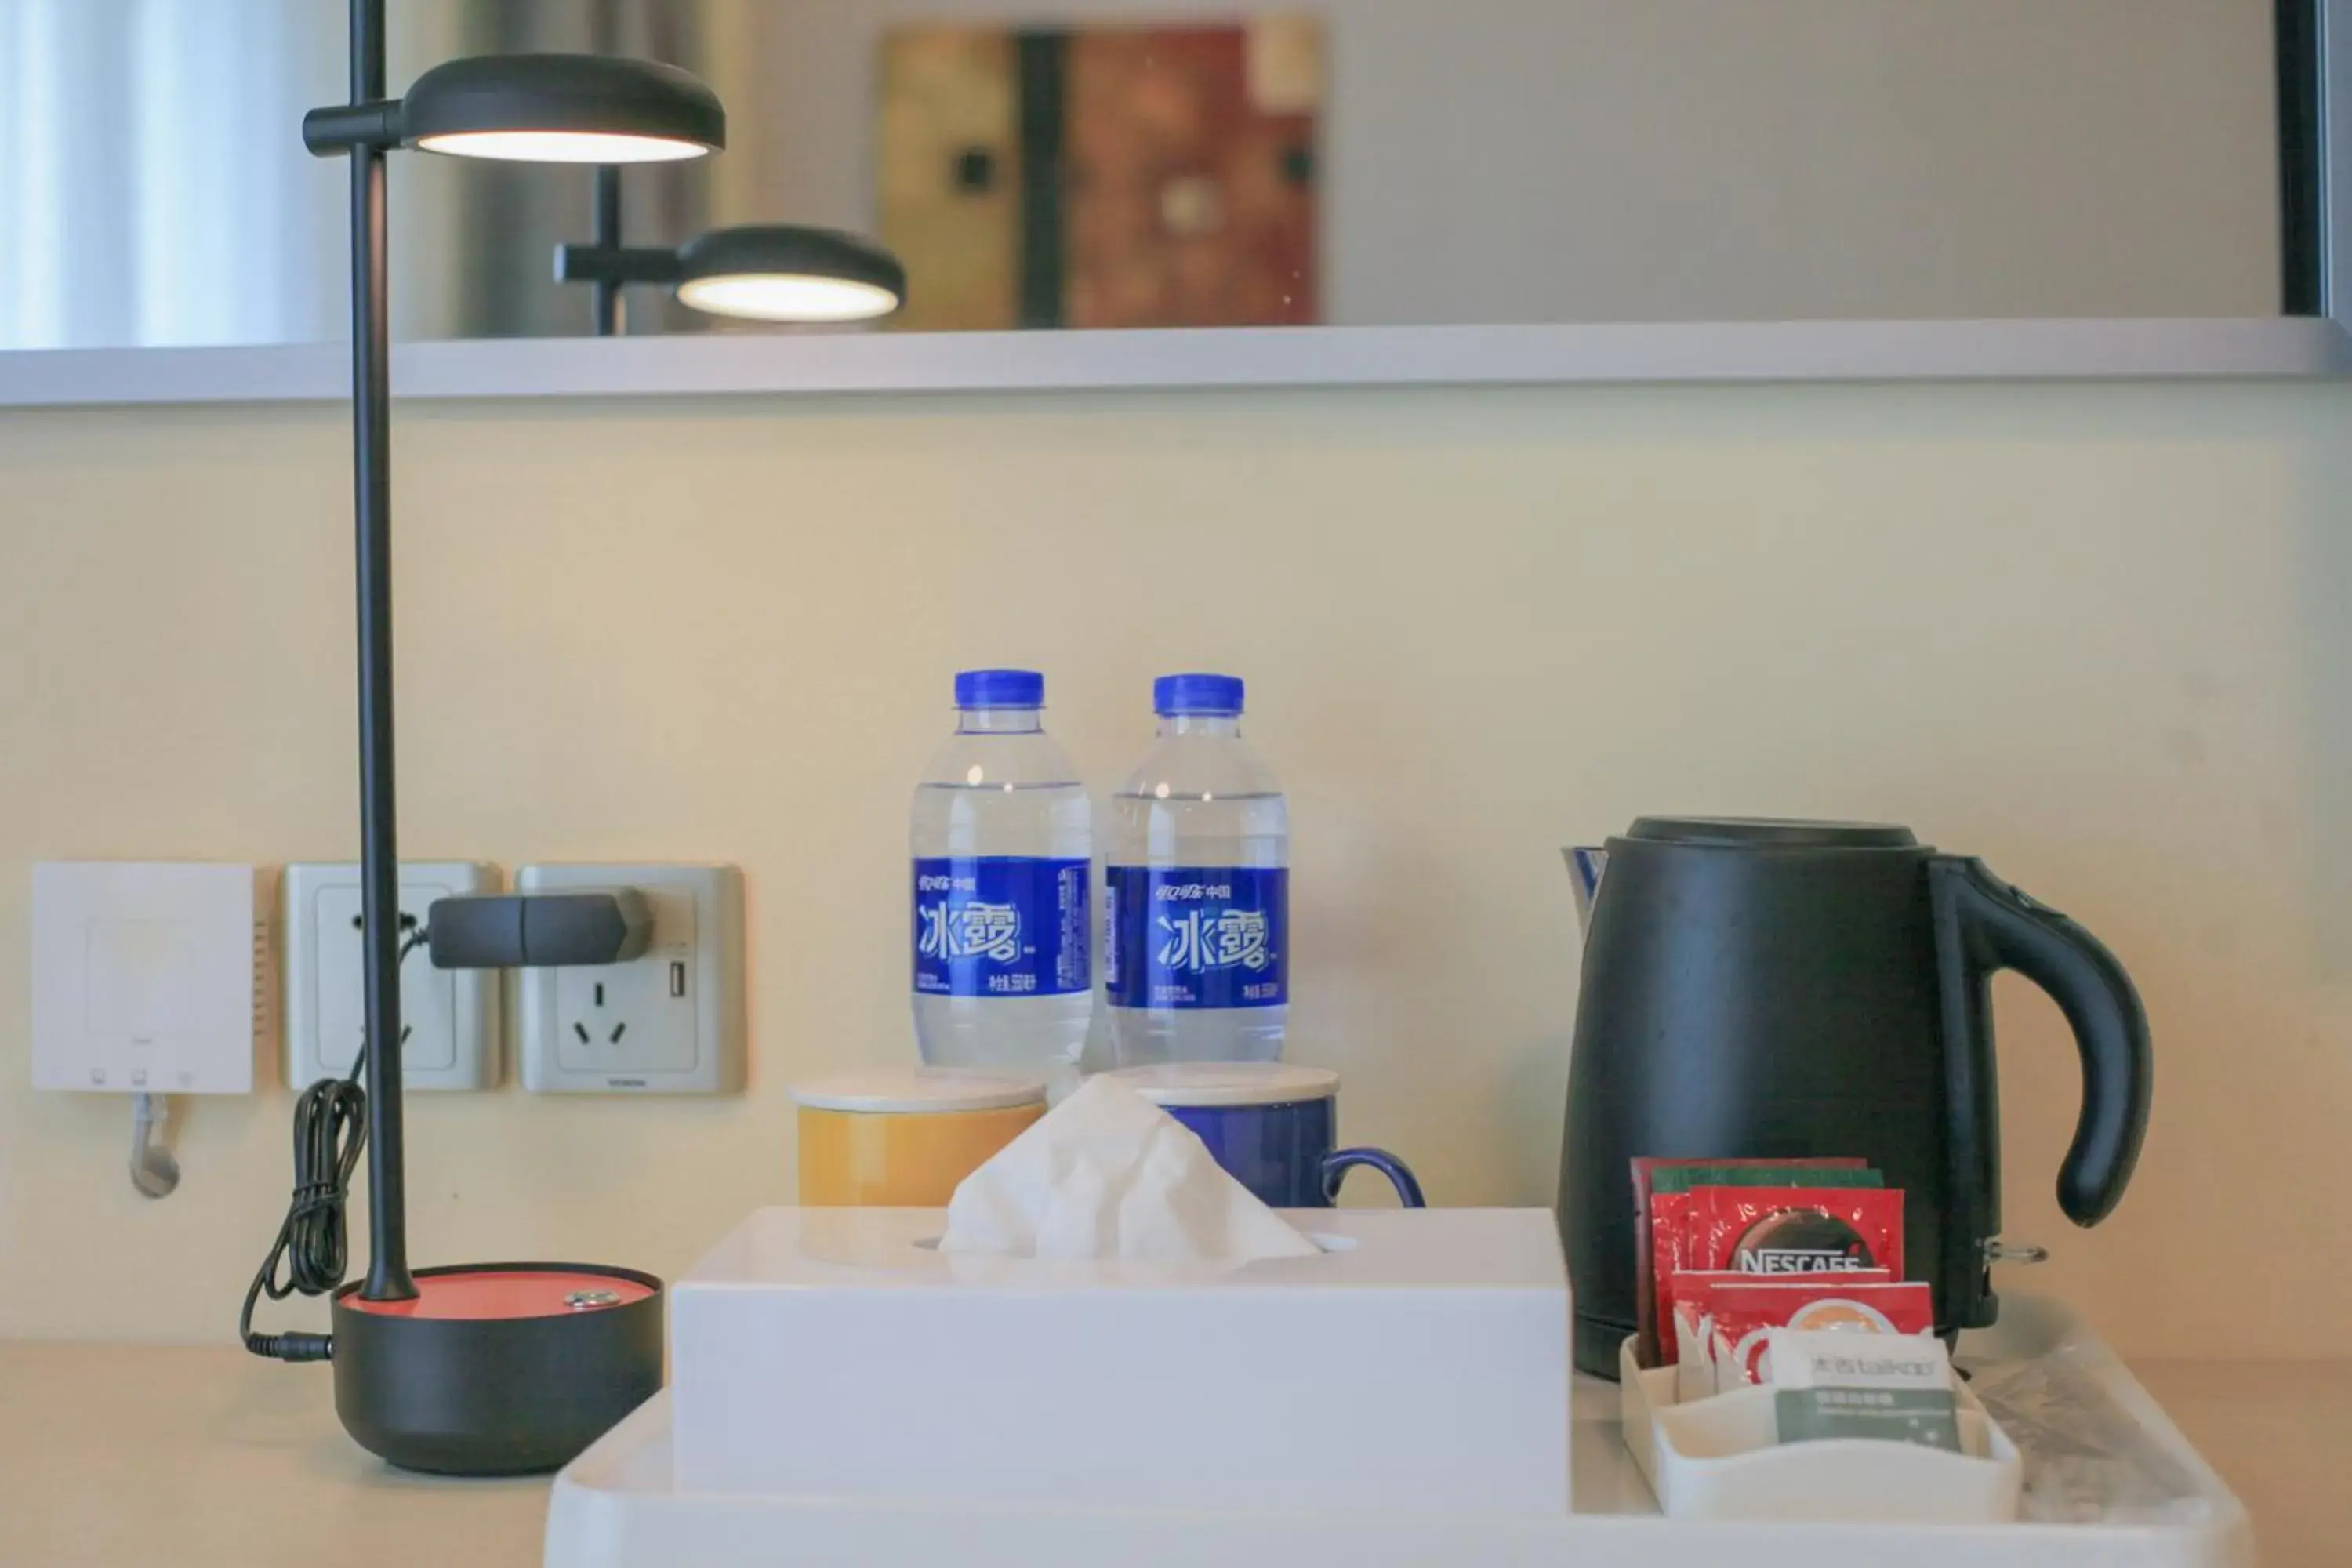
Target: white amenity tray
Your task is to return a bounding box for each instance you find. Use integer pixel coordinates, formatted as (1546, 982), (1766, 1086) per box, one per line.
(544, 1294), (2252, 1566)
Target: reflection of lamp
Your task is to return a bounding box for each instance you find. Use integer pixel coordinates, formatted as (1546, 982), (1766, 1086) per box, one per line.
(556, 168), (906, 334)
(282, 3), (724, 1476)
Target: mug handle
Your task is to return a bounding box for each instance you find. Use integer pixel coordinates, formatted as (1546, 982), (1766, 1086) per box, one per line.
(1320, 1148), (1425, 1208)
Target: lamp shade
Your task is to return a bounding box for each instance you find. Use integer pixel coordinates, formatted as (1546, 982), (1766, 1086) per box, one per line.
(672, 226), (906, 322)
(404, 53), (723, 163)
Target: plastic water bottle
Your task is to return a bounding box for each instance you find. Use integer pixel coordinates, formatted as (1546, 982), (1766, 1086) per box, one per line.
(911, 670), (1092, 1076)
(1105, 673), (1289, 1065)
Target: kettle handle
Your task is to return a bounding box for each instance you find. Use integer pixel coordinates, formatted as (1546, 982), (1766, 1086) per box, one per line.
(1929, 858), (2152, 1242)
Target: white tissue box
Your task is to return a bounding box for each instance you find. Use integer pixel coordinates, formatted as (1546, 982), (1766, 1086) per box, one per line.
(670, 1206), (1570, 1514)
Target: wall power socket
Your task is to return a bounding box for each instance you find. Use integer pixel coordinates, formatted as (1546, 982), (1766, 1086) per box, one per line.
(283, 861), (502, 1091)
(515, 863), (745, 1094)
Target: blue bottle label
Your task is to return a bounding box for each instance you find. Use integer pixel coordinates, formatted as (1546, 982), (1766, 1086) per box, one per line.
(1105, 866), (1288, 1010)
(912, 857), (1091, 997)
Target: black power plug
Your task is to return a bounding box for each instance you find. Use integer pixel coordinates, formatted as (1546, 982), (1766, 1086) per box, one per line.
(425, 891), (654, 971)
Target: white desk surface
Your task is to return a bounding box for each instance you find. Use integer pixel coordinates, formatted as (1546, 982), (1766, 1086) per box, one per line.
(0, 1342), (2343, 1566)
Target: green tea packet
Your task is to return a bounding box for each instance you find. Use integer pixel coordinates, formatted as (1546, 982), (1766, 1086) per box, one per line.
(1769, 1327), (1961, 1454)
(1773, 1387), (1962, 1452)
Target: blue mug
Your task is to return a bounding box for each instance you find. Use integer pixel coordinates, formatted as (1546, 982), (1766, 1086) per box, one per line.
(1106, 1063), (1424, 1209)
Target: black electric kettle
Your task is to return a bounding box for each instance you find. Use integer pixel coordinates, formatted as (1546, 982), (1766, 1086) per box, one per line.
(1559, 818), (2151, 1378)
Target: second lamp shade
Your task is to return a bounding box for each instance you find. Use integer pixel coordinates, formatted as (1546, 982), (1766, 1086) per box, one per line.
(673, 226), (908, 322)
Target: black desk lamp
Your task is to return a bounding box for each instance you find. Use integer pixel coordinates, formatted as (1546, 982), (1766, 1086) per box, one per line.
(557, 166), (906, 334)
(288, 2), (725, 1476)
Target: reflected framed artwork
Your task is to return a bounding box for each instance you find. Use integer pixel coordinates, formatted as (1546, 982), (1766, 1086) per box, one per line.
(880, 17), (1322, 332)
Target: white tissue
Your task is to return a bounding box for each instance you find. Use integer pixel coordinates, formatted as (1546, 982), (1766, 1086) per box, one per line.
(939, 1076), (1323, 1261)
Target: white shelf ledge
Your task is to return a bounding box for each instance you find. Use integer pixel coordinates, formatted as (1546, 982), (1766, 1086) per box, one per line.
(0, 318), (2345, 409)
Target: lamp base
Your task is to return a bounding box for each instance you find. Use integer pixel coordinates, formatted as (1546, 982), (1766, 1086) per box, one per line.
(332, 1261), (662, 1475)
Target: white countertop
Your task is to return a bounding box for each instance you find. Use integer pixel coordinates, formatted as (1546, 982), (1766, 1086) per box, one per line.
(0, 1343), (2343, 1566)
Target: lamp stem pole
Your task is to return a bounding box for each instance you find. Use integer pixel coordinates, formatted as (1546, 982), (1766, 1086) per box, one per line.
(350, 0), (414, 1303)
(591, 166), (625, 336)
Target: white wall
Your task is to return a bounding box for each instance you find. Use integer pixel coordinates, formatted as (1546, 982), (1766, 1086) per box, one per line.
(718, 0), (2279, 322)
(2, 376), (2350, 1360)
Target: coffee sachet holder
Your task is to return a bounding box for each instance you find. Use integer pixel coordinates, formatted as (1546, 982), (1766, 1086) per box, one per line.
(1617, 1336), (2022, 1522)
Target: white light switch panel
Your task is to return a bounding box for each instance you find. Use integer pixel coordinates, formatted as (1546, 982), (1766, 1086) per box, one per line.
(282, 861), (503, 1091)
(516, 863), (745, 1094)
(32, 862), (270, 1094)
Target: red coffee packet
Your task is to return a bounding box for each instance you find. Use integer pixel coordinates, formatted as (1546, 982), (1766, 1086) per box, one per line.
(1699, 1278), (1934, 1388)
(1670, 1272), (1740, 1403)
(1634, 1157), (1868, 1367)
(1671, 1269), (1893, 1399)
(1690, 1185), (1906, 1281)
(1661, 1184), (1904, 1366)
(1650, 1192), (1700, 1362)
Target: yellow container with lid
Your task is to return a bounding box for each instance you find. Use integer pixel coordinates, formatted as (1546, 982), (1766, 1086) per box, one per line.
(792, 1067), (1047, 1207)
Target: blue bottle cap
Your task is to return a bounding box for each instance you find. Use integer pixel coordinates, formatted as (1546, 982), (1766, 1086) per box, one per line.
(1154, 673), (1245, 716)
(954, 669), (1044, 709)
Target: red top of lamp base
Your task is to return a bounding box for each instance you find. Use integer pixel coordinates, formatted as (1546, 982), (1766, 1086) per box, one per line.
(341, 1265), (657, 1320)
(331, 1261), (666, 1476)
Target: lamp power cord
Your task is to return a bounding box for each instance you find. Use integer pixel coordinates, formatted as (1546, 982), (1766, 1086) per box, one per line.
(238, 923), (426, 1363)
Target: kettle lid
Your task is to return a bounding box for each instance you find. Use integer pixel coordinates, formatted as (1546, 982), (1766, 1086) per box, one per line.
(1626, 816), (1918, 849)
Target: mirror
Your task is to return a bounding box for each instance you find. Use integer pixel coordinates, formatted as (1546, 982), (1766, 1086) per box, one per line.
(0, 0), (2292, 351)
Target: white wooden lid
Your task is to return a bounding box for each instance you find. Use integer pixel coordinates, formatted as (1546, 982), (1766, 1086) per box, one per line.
(1102, 1062), (1340, 1107)
(790, 1067), (1047, 1113)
